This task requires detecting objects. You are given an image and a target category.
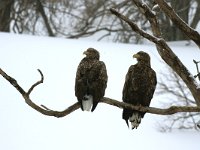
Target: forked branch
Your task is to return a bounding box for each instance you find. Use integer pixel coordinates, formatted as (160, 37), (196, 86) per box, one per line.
(110, 5), (200, 106)
(0, 68), (79, 117)
(1, 68), (200, 117)
(154, 0), (200, 47)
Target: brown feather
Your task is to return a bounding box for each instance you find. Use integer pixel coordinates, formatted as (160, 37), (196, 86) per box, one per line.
(122, 51), (157, 129)
(75, 48), (108, 111)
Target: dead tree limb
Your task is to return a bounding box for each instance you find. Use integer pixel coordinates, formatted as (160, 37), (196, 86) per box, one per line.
(110, 5), (200, 106)
(102, 97), (200, 115)
(154, 0), (200, 47)
(36, 0), (55, 37)
(0, 68), (79, 117)
(1, 68), (200, 117)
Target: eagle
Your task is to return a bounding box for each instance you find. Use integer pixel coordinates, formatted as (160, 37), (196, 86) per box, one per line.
(75, 48), (108, 112)
(122, 51), (157, 129)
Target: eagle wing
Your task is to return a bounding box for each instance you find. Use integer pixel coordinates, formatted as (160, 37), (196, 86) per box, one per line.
(143, 68), (157, 106)
(122, 65), (143, 104)
(122, 64), (157, 126)
(90, 61), (107, 111)
(122, 64), (156, 106)
(75, 59), (87, 101)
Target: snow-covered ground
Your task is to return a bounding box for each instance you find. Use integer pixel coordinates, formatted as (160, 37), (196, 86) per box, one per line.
(0, 32), (200, 150)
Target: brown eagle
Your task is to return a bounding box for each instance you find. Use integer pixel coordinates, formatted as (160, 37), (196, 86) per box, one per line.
(75, 48), (108, 112)
(122, 51), (157, 129)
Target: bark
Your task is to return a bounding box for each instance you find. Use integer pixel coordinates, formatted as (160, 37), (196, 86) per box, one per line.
(110, 1), (200, 107)
(0, 0), (200, 121)
(1, 68), (200, 118)
(154, 0), (200, 47)
(36, 0), (54, 37)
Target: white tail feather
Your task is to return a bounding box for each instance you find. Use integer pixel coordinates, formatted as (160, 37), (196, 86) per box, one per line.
(82, 95), (93, 111)
(129, 112), (141, 129)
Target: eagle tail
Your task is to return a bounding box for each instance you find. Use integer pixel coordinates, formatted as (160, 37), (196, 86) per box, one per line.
(122, 109), (130, 128)
(125, 119), (129, 128)
(82, 95), (93, 111)
(80, 103), (84, 111)
(91, 101), (99, 112)
(129, 112), (142, 129)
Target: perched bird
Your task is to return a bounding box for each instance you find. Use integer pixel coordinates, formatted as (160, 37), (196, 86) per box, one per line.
(122, 51), (157, 129)
(75, 48), (108, 112)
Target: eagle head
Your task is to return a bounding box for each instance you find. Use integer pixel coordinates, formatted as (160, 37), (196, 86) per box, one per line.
(83, 48), (100, 60)
(133, 51), (151, 66)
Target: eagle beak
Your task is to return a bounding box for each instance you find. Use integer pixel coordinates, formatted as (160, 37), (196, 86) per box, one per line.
(83, 51), (88, 55)
(133, 54), (140, 59)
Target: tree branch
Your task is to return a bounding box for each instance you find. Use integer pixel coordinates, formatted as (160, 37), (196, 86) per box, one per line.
(27, 69), (44, 95)
(0, 68), (79, 117)
(110, 7), (200, 106)
(101, 97), (200, 115)
(1, 68), (200, 118)
(154, 0), (200, 47)
(36, 0), (55, 37)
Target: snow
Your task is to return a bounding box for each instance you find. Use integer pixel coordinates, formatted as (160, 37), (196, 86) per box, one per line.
(0, 32), (200, 150)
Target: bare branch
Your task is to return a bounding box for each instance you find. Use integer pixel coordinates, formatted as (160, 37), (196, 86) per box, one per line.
(101, 97), (200, 115)
(110, 7), (200, 106)
(0, 68), (26, 95)
(157, 66), (200, 131)
(27, 69), (44, 95)
(154, 0), (200, 47)
(36, 0), (55, 37)
(1, 68), (200, 118)
(0, 67), (79, 118)
(110, 8), (159, 44)
(131, 0), (161, 37)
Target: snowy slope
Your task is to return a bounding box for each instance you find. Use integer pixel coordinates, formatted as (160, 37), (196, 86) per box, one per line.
(0, 32), (200, 150)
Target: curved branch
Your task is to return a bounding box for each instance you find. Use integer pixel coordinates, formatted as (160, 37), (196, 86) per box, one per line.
(110, 8), (159, 44)
(101, 97), (200, 115)
(154, 0), (200, 47)
(1, 68), (200, 118)
(36, 0), (55, 37)
(110, 8), (200, 106)
(27, 69), (44, 95)
(0, 68), (26, 95)
(0, 68), (80, 118)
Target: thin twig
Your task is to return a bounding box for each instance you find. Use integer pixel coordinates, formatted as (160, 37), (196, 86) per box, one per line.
(193, 59), (200, 81)
(27, 69), (44, 95)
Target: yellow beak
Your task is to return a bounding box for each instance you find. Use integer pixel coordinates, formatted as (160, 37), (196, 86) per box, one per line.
(83, 51), (88, 55)
(133, 54), (140, 58)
